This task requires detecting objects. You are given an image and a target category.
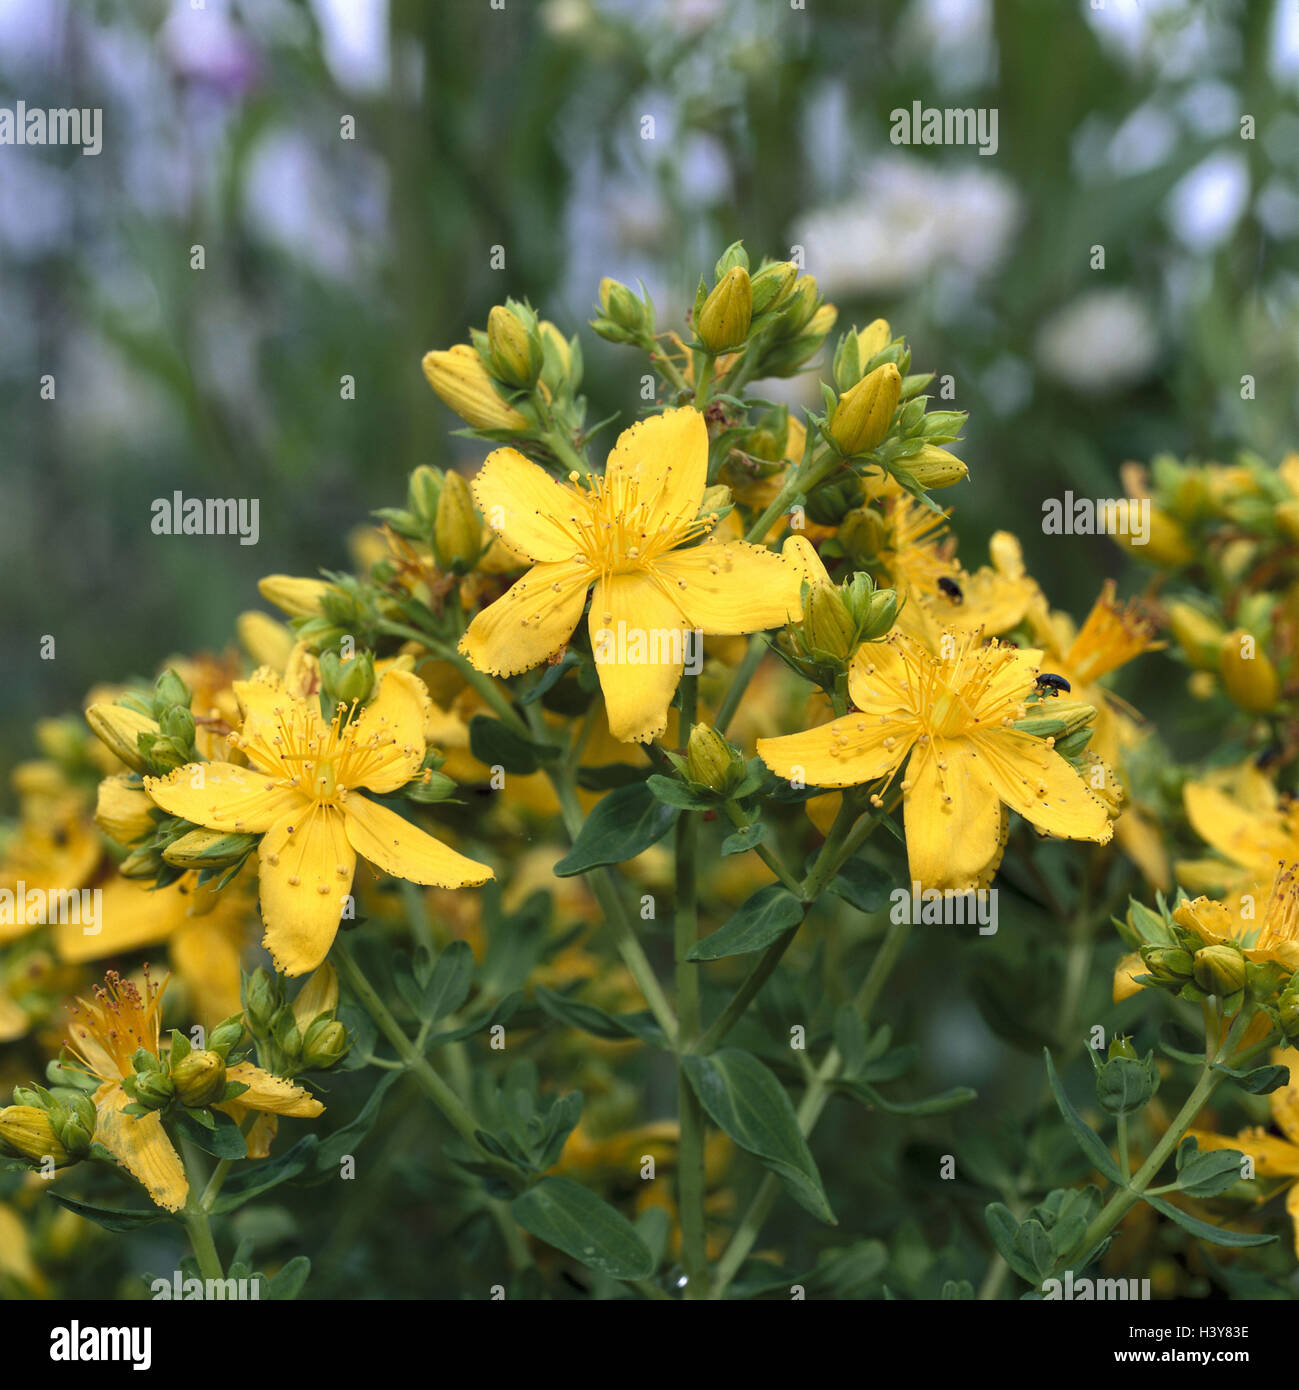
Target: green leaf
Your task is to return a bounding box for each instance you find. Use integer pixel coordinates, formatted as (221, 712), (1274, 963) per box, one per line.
(511, 1177), (654, 1280)
(211, 1135), (320, 1214)
(682, 1048), (835, 1224)
(984, 1203), (1038, 1284)
(534, 986), (667, 1047)
(1043, 1049), (1122, 1182)
(310, 1072), (402, 1177)
(841, 1079), (976, 1116)
(421, 940), (474, 1022)
(1175, 1138), (1247, 1198)
(172, 1108), (247, 1159)
(1144, 1194), (1276, 1247)
(427, 990), (524, 1048)
(720, 821), (766, 856)
(829, 855), (893, 914)
(46, 1192), (166, 1232)
(687, 885), (804, 961)
(645, 774), (716, 811)
(1014, 1218), (1055, 1280)
(1212, 1062), (1289, 1095)
(468, 714), (557, 775)
(264, 1255), (311, 1300)
(553, 782), (678, 876)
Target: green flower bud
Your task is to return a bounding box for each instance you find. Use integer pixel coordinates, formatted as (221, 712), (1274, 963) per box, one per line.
(300, 1018), (350, 1071)
(85, 704), (161, 774)
(244, 968), (280, 1032)
(407, 465), (443, 525)
(713, 241), (749, 278)
(319, 650), (375, 708)
(1108, 1035), (1139, 1061)
(1192, 943), (1248, 997)
(802, 585), (857, 661)
(487, 304), (541, 389)
(161, 827), (258, 871)
(172, 1050), (227, 1109)
(773, 275), (819, 336)
(48, 1092), (96, 1158)
(1277, 975), (1299, 1043)
(208, 1016), (245, 1060)
(434, 471), (482, 574)
(158, 706), (195, 747)
(829, 363), (901, 456)
(685, 723), (743, 795)
(598, 278), (646, 335)
(860, 588), (899, 641)
(131, 1069), (175, 1112)
(153, 669), (191, 712)
(902, 444), (968, 490)
(837, 507), (886, 566)
(697, 267), (753, 353)
(1140, 945), (1195, 985)
(0, 1106), (73, 1167)
(750, 260), (797, 316)
(118, 842), (167, 881)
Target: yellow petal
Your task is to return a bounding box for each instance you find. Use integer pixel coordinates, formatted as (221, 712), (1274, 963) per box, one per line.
(903, 740), (1009, 891)
(603, 407), (708, 536)
(781, 534), (832, 589)
(55, 874), (190, 964)
(93, 1081), (187, 1212)
(757, 715), (904, 790)
(1113, 951), (1146, 1002)
(145, 761), (301, 834)
(657, 540), (803, 633)
(1271, 1076), (1299, 1149)
(471, 446), (584, 562)
(0, 994), (28, 1043)
(169, 913), (245, 1028)
(0, 1202), (44, 1291)
(460, 560), (591, 677)
(223, 1061), (324, 1117)
(347, 670), (430, 794)
(258, 805), (356, 976)
(1185, 781), (1289, 871)
(1287, 1182), (1299, 1258)
(589, 571), (687, 743)
(972, 732), (1113, 844)
(343, 793), (493, 888)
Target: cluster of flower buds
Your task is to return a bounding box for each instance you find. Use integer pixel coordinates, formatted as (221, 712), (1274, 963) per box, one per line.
(0, 1082), (96, 1168)
(816, 319), (968, 494)
(120, 1015), (247, 1118)
(423, 300), (583, 442)
(244, 965), (350, 1077)
(86, 669), (198, 780)
(778, 568), (898, 692)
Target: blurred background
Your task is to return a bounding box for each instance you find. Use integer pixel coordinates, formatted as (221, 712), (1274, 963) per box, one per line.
(5, 0), (1298, 786)
(3, 0), (1299, 1299)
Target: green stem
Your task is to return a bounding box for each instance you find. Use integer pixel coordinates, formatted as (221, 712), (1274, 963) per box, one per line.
(709, 918), (911, 1298)
(714, 634), (766, 736)
(673, 675), (709, 1296)
(744, 448), (839, 544)
(333, 939), (514, 1178)
(695, 924), (800, 1056)
(546, 768), (679, 1046)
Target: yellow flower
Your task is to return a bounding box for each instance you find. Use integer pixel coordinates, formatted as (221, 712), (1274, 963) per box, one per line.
(1177, 763), (1299, 901)
(66, 970), (323, 1211)
(144, 669), (493, 976)
(1172, 863), (1299, 972)
(757, 632), (1113, 891)
(460, 408), (803, 743)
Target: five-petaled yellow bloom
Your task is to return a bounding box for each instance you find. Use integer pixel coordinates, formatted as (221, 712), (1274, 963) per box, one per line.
(145, 669), (493, 976)
(757, 632), (1113, 890)
(459, 408), (803, 743)
(66, 970), (323, 1212)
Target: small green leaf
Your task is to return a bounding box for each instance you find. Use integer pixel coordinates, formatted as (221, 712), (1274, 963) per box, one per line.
(1175, 1139), (1247, 1198)
(682, 1048), (835, 1224)
(829, 856), (893, 913)
(1211, 1062), (1289, 1095)
(211, 1136), (320, 1214)
(534, 986), (667, 1047)
(468, 714), (557, 775)
(645, 775), (716, 811)
(46, 1193), (166, 1232)
(1043, 1049), (1122, 1182)
(421, 940), (474, 1022)
(554, 782), (678, 876)
(842, 1079), (976, 1116)
(264, 1255), (311, 1300)
(172, 1108), (246, 1159)
(720, 821), (766, 856)
(687, 885), (804, 961)
(511, 1177), (654, 1280)
(1145, 1193), (1276, 1247)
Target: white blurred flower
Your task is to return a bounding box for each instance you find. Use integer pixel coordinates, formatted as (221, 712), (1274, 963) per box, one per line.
(1035, 289), (1158, 396)
(792, 156), (1019, 296)
(1165, 150), (1250, 253)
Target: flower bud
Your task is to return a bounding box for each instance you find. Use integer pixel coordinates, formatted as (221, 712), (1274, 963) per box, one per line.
(118, 842), (166, 880)
(292, 963), (340, 1035)
(1165, 602), (1225, 671)
(161, 827), (258, 871)
(539, 320), (574, 388)
(1112, 506), (1193, 567)
(95, 774), (156, 844)
(1278, 975), (1299, 1043)
(208, 1016), (245, 1059)
(236, 611), (296, 671)
(159, 705), (196, 747)
(774, 275), (819, 335)
(903, 444), (968, 490)
(1107, 1035), (1139, 1061)
(1192, 943), (1248, 998)
(837, 507), (886, 566)
(172, 1050), (227, 1109)
(856, 318), (891, 363)
(245, 968), (280, 1032)
(257, 574), (339, 620)
(803, 585), (857, 661)
(85, 704), (160, 774)
(829, 363), (901, 456)
(300, 1018), (349, 1070)
(487, 305), (541, 388)
(697, 266), (753, 352)
(131, 1068), (175, 1111)
(1140, 944), (1195, 985)
(860, 587), (899, 641)
(1218, 630), (1280, 714)
(434, 471), (482, 574)
(0, 1106), (72, 1167)
(685, 724), (743, 795)
(47, 1092), (96, 1158)
(749, 260), (797, 316)
(422, 344), (528, 431)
